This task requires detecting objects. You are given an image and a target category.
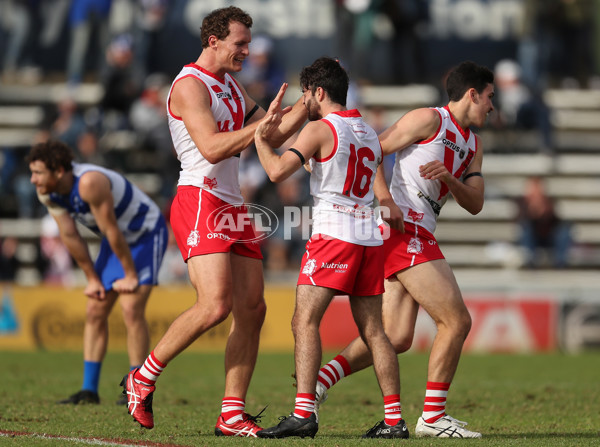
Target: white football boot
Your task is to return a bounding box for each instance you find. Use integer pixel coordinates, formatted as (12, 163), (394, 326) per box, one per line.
(415, 415), (482, 438)
(313, 381), (328, 423)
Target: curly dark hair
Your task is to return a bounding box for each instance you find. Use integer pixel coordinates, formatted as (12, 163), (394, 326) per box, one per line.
(300, 57), (349, 107)
(200, 6), (253, 49)
(446, 61), (494, 102)
(26, 140), (74, 172)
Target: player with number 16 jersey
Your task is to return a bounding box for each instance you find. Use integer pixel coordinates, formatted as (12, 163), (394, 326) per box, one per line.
(254, 56), (405, 440)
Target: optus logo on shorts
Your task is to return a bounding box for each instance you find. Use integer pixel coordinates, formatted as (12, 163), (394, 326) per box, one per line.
(206, 203), (279, 243)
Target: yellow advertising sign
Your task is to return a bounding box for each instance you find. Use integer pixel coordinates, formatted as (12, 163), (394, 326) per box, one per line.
(0, 285), (296, 352)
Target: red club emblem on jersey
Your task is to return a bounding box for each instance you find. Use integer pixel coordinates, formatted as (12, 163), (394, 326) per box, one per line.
(408, 209), (424, 222)
(204, 177), (217, 190)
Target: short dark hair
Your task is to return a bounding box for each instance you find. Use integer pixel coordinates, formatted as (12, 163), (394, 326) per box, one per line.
(446, 61), (494, 102)
(200, 6), (253, 49)
(300, 57), (349, 107)
(26, 140), (74, 172)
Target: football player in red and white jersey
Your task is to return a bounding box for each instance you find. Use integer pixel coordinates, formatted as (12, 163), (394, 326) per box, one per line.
(253, 57), (408, 439)
(121, 6), (307, 436)
(316, 61), (494, 438)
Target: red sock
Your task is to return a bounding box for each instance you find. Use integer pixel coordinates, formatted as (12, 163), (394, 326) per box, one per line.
(221, 397), (245, 424)
(293, 393), (315, 419)
(135, 351), (166, 385)
(384, 394), (402, 426)
(422, 381), (450, 423)
(317, 355), (351, 390)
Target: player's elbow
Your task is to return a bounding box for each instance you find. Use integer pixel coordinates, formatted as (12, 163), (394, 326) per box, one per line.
(203, 152), (225, 165)
(198, 144), (226, 164)
(268, 172), (285, 183)
(266, 166), (289, 183)
(467, 200), (484, 215)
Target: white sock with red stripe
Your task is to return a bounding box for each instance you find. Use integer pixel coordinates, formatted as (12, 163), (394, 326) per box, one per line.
(221, 397), (245, 424)
(422, 381), (450, 423)
(384, 394), (402, 426)
(317, 355), (352, 390)
(293, 393), (315, 419)
(134, 351), (166, 385)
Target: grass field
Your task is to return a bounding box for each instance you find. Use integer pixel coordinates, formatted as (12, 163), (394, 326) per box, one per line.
(1, 350), (599, 446)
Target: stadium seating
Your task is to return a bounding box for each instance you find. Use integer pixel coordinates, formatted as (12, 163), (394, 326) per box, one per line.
(2, 82), (600, 285)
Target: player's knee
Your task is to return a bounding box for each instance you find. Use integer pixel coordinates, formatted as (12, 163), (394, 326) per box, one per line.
(390, 333), (413, 354)
(85, 302), (109, 324)
(120, 302), (145, 326)
(290, 314), (306, 338)
(253, 298), (267, 324)
(290, 313), (318, 338)
(210, 302), (233, 325)
(191, 297), (232, 325)
(462, 312), (473, 335)
(452, 310), (472, 340)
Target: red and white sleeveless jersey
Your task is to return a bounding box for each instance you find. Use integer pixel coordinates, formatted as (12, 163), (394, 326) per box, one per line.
(167, 64), (246, 205)
(309, 109), (383, 246)
(390, 106), (478, 234)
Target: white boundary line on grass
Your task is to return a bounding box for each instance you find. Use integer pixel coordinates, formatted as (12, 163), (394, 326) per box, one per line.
(0, 430), (187, 447)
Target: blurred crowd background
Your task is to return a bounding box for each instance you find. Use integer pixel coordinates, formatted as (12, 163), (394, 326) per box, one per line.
(2, 0), (600, 287)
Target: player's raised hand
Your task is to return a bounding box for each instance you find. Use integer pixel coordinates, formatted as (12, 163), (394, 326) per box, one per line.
(256, 83), (290, 140)
(268, 82), (293, 116)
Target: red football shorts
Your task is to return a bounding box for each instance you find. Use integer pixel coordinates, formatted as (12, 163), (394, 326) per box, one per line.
(381, 221), (445, 279)
(297, 234), (384, 296)
(170, 186), (263, 261)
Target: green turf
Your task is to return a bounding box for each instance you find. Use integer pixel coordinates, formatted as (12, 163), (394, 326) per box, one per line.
(0, 350), (599, 446)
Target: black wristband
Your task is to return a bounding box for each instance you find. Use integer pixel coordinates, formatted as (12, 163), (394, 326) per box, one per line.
(244, 104), (260, 124)
(288, 148), (306, 165)
(464, 171), (483, 181)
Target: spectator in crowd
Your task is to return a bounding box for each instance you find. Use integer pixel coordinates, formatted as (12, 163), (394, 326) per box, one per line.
(75, 130), (106, 166)
(517, 0), (562, 91)
(129, 73), (170, 148)
(1, 144), (41, 218)
(129, 72), (176, 202)
(131, 0), (170, 80)
(517, 176), (572, 269)
(66, 0), (113, 85)
(554, 0), (596, 88)
(492, 59), (553, 153)
(47, 95), (87, 150)
(99, 33), (142, 132)
(237, 35), (285, 110)
(381, 0), (428, 84)
(333, 0), (380, 81)
(0, 237), (19, 283)
(1, 0), (42, 83)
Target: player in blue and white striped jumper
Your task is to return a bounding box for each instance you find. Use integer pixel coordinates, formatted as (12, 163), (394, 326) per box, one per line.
(28, 140), (168, 405)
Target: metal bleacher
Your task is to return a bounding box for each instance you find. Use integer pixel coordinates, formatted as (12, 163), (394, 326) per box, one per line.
(2, 82), (600, 286)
